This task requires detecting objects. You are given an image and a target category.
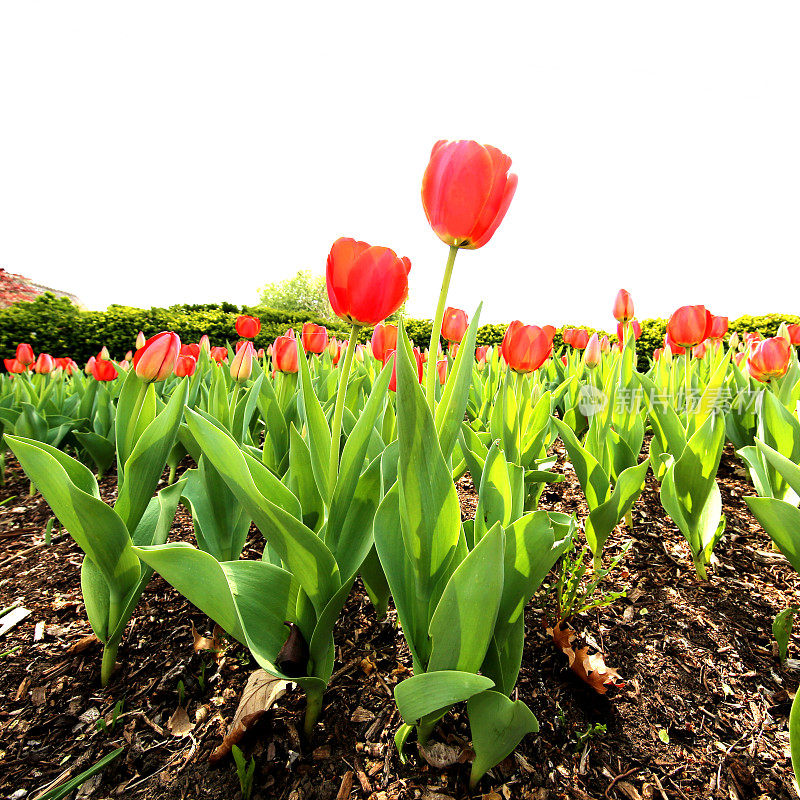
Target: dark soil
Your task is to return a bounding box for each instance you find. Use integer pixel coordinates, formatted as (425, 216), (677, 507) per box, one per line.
(0, 444), (798, 800)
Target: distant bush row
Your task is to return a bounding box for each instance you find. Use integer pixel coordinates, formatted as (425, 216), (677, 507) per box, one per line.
(1, 295), (797, 367)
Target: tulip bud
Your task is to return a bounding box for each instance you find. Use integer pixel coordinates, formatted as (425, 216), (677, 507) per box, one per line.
(667, 305), (713, 347)
(728, 332), (740, 350)
(441, 307), (468, 343)
(230, 341), (255, 382)
(175, 355), (197, 378)
(124, 350), (133, 362)
(600, 335), (611, 353)
(236, 315), (261, 339)
(302, 323), (329, 355)
(98, 346), (110, 361)
(85, 356), (96, 375)
(134, 332), (181, 382)
(371, 323), (398, 362)
(257, 348), (265, 359)
(34, 353), (55, 374)
(583, 333), (601, 369)
(210, 346), (228, 364)
(612, 289), (634, 323)
(199, 334), (211, 353)
(92, 358), (118, 381)
(273, 336), (299, 373)
(136, 331), (146, 350)
(437, 359), (447, 384)
(16, 343), (35, 366)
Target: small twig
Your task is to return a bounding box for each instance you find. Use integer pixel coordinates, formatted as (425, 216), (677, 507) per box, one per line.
(605, 766), (641, 799)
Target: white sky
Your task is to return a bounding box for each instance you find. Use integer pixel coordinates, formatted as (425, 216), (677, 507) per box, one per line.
(1, 2), (798, 330)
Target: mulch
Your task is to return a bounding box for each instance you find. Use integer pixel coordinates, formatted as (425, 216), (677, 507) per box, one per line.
(0, 442), (798, 800)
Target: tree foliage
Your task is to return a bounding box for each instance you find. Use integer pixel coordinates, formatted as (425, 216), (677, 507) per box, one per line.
(258, 271), (332, 321)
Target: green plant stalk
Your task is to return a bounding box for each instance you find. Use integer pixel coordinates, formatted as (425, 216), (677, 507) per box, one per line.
(425, 245), (459, 412)
(328, 324), (359, 491)
(684, 351), (691, 425)
(515, 370), (525, 463)
(100, 592), (123, 687)
(692, 552), (708, 581)
(303, 685), (324, 739)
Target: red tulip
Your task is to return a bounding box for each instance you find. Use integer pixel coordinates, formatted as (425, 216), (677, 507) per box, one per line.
(135, 331), (146, 350)
(85, 356), (96, 375)
(384, 347), (423, 392)
(175, 355), (197, 378)
(421, 140), (518, 249)
(570, 329), (590, 349)
(92, 358), (118, 381)
(302, 323), (329, 354)
(236, 315), (261, 339)
(34, 354), (55, 374)
(748, 337), (791, 382)
(210, 346), (228, 363)
(437, 359), (448, 385)
(273, 335), (299, 373)
(617, 320), (641, 342)
(664, 332), (686, 356)
(562, 328), (574, 346)
(787, 324), (800, 345)
(327, 237), (410, 326)
(613, 289), (634, 323)
(667, 305), (713, 347)
(231, 341), (255, 382)
(330, 341), (343, 366)
(4, 358), (25, 373)
(257, 348), (265, 359)
(653, 348), (663, 361)
(600, 335), (611, 353)
(502, 321), (554, 373)
(441, 307), (468, 343)
(475, 346), (489, 364)
(181, 343), (201, 359)
(16, 343), (34, 366)
(709, 316), (728, 340)
(133, 332), (181, 382)
(583, 333), (601, 369)
(692, 341), (707, 359)
(371, 323), (398, 362)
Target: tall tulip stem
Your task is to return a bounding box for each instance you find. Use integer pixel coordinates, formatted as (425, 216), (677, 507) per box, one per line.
(328, 324), (359, 491)
(426, 245), (459, 411)
(684, 351), (692, 426)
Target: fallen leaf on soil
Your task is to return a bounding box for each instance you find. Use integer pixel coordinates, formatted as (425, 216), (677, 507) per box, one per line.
(209, 668), (288, 763)
(168, 705), (195, 737)
(548, 618), (625, 695)
(417, 741), (462, 769)
(66, 634), (99, 655)
(191, 621), (223, 655)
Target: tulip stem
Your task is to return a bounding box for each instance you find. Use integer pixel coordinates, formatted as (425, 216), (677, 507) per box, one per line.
(328, 324), (359, 492)
(515, 370), (525, 464)
(684, 351), (692, 427)
(425, 245), (459, 412)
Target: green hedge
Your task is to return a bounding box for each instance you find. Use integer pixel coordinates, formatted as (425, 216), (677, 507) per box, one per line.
(1, 295), (797, 369)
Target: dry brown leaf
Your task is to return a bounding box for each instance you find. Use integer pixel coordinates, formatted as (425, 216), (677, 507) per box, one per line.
(66, 634), (99, 655)
(168, 705), (195, 737)
(209, 668), (288, 763)
(417, 741), (462, 769)
(548, 618), (625, 695)
(191, 621), (223, 655)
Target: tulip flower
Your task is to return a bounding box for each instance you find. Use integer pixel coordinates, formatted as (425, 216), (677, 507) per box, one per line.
(502, 321), (554, 373)
(562, 328), (574, 346)
(664, 332), (686, 356)
(748, 337), (791, 382)
(326, 237), (410, 327)
(135, 331), (146, 350)
(475, 346), (489, 364)
(34, 353), (55, 374)
(384, 347), (423, 392)
(119, 360), (130, 371)
(421, 140), (518, 250)
(230, 341), (255, 382)
(653, 348), (663, 361)
(273, 335), (299, 373)
(92, 358), (118, 381)
(301, 323), (329, 354)
(175, 354), (197, 377)
(257, 347), (265, 359)
(181, 343), (201, 359)
(709, 316), (729, 340)
(133, 331), (181, 382)
(354, 344), (367, 362)
(199, 334), (211, 353)
(692, 341), (707, 359)
(236, 315), (261, 339)
(85, 356), (96, 375)
(600, 335), (611, 353)
(16, 343), (34, 366)
(786, 324), (800, 345)
(4, 359), (25, 374)
(613, 289), (634, 323)
(441, 307), (468, 343)
(570, 329), (590, 349)
(210, 346), (228, 364)
(616, 320), (641, 343)
(583, 333), (601, 369)
(98, 346), (110, 361)
(371, 323), (398, 363)
(667, 305), (713, 347)
(436, 359), (447, 384)
(124, 350), (133, 362)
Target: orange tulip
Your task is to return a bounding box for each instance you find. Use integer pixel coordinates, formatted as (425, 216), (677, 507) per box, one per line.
(692, 341), (707, 359)
(231, 341), (255, 382)
(475, 346), (489, 364)
(133, 332), (181, 382)
(371, 323), (398, 362)
(16, 343), (34, 366)
(748, 337), (791, 382)
(436, 359), (447, 384)
(210, 346), (228, 363)
(502, 322), (554, 373)
(302, 323), (329, 354)
(85, 356), (96, 375)
(327, 238), (410, 326)
(236, 315), (261, 339)
(273, 335), (299, 373)
(787, 324), (800, 345)
(583, 333), (601, 369)
(570, 329), (590, 349)
(562, 328), (574, 346)
(653, 348), (663, 361)
(664, 332), (686, 356)
(34, 354), (55, 374)
(617, 320), (641, 342)
(441, 307), (468, 343)
(600, 336), (611, 353)
(175, 355), (197, 377)
(422, 140), (518, 249)
(612, 289), (634, 324)
(667, 305), (713, 347)
(181, 343), (201, 359)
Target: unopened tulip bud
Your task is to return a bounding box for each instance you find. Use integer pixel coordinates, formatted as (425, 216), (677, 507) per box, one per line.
(85, 356), (96, 375)
(125, 350), (133, 362)
(583, 333), (601, 369)
(134, 332), (181, 382)
(612, 289), (634, 323)
(231, 341), (255, 382)
(98, 346), (110, 361)
(175, 355), (197, 378)
(199, 334), (211, 354)
(16, 343), (35, 366)
(136, 331), (146, 350)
